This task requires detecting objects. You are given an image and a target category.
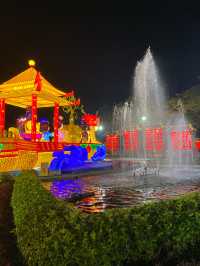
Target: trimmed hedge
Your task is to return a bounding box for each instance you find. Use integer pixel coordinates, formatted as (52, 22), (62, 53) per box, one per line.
(0, 176), (23, 266)
(12, 171), (200, 265)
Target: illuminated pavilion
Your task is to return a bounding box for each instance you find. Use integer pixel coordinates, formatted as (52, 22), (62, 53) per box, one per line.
(0, 60), (104, 173)
(0, 60), (70, 142)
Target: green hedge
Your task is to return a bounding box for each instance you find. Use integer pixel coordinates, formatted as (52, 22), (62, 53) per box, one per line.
(12, 171), (200, 265)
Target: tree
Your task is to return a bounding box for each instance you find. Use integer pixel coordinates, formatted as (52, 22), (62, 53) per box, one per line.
(168, 85), (200, 135)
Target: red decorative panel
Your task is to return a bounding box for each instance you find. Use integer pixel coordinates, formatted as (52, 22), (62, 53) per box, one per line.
(153, 128), (164, 151)
(170, 129), (192, 150)
(105, 134), (120, 153)
(182, 129), (192, 150)
(145, 128), (153, 151)
(145, 128), (164, 151)
(123, 130), (139, 151)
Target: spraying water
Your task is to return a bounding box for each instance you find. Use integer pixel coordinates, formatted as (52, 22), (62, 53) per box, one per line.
(134, 47), (166, 126)
(112, 48), (166, 159)
(111, 48), (196, 176)
(163, 99), (196, 178)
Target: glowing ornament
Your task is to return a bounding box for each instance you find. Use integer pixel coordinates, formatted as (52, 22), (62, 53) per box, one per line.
(28, 59), (36, 67)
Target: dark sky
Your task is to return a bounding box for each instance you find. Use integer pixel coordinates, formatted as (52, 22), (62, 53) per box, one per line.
(1, 2), (200, 118)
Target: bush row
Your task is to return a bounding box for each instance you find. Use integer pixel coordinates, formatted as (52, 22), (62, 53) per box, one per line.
(12, 171), (200, 265)
(0, 175), (23, 266)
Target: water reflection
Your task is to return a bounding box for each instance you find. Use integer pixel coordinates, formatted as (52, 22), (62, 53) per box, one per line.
(50, 179), (83, 199)
(43, 168), (200, 213)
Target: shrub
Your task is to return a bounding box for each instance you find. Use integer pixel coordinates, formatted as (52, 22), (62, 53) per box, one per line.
(0, 173), (12, 183)
(0, 177), (23, 266)
(12, 171), (200, 265)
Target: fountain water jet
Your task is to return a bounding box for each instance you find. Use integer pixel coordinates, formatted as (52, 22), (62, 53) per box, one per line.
(111, 48), (197, 176)
(134, 48), (166, 126)
(112, 48), (166, 160)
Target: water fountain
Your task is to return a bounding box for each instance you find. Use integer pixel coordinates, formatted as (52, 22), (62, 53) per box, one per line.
(111, 48), (196, 174)
(112, 48), (166, 161)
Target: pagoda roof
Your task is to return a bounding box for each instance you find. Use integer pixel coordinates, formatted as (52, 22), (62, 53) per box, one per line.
(0, 63), (69, 108)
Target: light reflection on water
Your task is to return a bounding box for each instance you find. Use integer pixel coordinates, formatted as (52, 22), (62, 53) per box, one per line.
(43, 168), (200, 213)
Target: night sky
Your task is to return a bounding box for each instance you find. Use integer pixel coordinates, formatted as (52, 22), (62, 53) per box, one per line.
(1, 3), (200, 124)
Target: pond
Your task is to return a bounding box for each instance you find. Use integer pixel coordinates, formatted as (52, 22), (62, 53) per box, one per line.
(43, 165), (200, 213)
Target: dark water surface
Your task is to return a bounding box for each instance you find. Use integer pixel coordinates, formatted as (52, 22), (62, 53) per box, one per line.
(43, 166), (200, 213)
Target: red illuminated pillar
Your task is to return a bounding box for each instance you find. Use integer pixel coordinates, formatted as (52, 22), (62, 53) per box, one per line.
(54, 102), (59, 143)
(31, 94), (37, 141)
(0, 99), (5, 137)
